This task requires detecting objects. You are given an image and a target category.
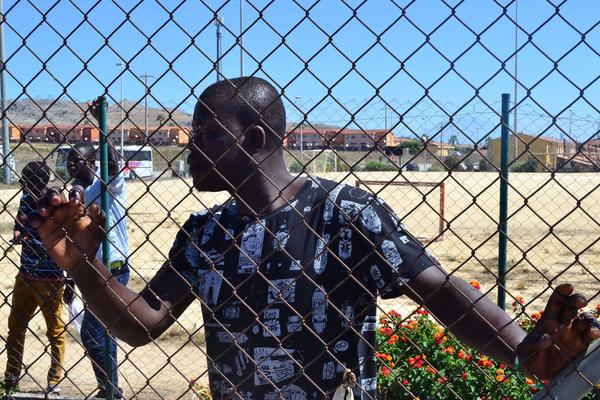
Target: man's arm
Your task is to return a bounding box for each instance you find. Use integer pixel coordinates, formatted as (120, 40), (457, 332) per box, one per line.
(402, 266), (524, 366)
(30, 187), (196, 346)
(356, 195), (599, 379)
(69, 258), (195, 346)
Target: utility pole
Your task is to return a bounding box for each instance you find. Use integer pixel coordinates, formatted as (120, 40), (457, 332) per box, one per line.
(215, 14), (224, 81)
(0, 0), (10, 183)
(116, 63), (124, 157)
(295, 96), (303, 164)
(139, 73), (154, 143)
(239, 0), (244, 76)
(513, 0), (519, 161)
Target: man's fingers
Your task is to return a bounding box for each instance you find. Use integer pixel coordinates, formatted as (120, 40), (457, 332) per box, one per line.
(517, 333), (553, 363)
(541, 284), (575, 323)
(39, 187), (67, 216)
(556, 293), (587, 324)
(574, 312), (600, 342)
(89, 203), (106, 228)
(69, 185), (85, 206)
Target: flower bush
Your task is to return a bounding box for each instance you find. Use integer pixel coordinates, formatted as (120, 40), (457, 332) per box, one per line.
(376, 283), (600, 399)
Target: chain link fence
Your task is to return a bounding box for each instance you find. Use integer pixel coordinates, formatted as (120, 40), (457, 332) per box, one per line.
(0, 0), (599, 399)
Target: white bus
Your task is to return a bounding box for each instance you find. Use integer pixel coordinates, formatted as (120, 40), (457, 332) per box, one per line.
(54, 145), (153, 180)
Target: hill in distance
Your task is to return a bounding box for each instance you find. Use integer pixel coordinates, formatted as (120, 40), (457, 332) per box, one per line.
(5, 98), (193, 128)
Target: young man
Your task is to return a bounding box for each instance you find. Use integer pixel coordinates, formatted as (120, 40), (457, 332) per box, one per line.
(4, 162), (65, 395)
(64, 142), (129, 399)
(32, 77), (599, 399)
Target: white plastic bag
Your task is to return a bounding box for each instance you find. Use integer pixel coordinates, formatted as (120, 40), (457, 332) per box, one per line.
(66, 298), (84, 337)
(332, 369), (356, 400)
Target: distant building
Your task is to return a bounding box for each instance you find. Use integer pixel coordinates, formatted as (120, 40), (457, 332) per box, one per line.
(285, 126), (395, 150)
(488, 133), (586, 171)
(392, 137), (455, 157)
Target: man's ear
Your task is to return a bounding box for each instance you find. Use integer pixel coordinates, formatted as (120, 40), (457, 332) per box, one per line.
(242, 125), (266, 154)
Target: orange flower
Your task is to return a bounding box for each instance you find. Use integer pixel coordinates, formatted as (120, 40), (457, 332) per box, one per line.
(515, 295), (525, 304)
(434, 331), (446, 344)
(469, 280), (481, 290)
(531, 312), (542, 321)
(426, 365), (436, 374)
(495, 375), (504, 382)
(596, 304), (600, 312)
(525, 378), (535, 385)
(497, 368), (505, 375)
(389, 310), (401, 318)
(445, 346), (455, 355)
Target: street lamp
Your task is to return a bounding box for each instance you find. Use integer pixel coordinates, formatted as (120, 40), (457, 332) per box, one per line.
(139, 73), (154, 143)
(422, 135), (428, 171)
(215, 14), (224, 81)
(116, 63), (124, 158)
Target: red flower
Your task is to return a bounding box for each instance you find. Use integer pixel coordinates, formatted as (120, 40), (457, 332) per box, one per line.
(461, 372), (468, 380)
(380, 366), (391, 377)
(469, 280), (481, 290)
(596, 303), (600, 312)
(402, 379), (409, 386)
(389, 310), (401, 318)
(457, 349), (465, 359)
(416, 307), (429, 315)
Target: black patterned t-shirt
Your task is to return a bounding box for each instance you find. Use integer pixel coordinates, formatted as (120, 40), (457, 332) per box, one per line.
(165, 177), (438, 399)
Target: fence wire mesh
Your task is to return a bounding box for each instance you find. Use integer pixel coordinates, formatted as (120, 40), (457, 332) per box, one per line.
(0, 0), (599, 399)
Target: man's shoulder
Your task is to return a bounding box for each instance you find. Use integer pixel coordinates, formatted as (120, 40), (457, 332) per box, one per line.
(312, 177), (375, 205)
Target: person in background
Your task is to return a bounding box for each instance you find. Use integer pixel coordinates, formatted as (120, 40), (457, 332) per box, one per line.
(3, 161), (66, 395)
(64, 139), (129, 399)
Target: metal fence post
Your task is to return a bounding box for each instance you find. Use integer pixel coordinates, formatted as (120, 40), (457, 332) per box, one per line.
(98, 96), (115, 400)
(0, 0), (10, 184)
(498, 93), (510, 310)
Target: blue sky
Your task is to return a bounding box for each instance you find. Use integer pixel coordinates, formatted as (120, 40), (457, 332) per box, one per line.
(3, 0), (600, 141)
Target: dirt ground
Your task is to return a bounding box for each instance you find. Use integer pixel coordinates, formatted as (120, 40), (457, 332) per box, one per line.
(1, 171), (599, 398)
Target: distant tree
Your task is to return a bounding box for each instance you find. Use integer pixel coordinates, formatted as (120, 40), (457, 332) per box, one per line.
(443, 156), (462, 171)
(511, 156), (537, 172)
(288, 161), (303, 173)
(464, 159), (475, 171)
(400, 140), (421, 155)
(478, 159), (491, 172)
(156, 113), (167, 125)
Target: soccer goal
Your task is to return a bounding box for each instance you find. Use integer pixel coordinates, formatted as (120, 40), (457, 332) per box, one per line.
(355, 179), (446, 243)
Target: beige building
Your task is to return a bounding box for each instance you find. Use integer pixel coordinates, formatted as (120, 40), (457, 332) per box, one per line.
(488, 133), (577, 171)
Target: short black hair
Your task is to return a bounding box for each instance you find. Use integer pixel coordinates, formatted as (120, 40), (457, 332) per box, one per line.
(22, 161), (51, 186)
(197, 76), (286, 149)
(71, 142), (96, 160)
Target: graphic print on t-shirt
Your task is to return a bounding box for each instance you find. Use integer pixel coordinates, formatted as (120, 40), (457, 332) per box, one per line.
(169, 178), (436, 398)
(237, 220), (265, 273)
